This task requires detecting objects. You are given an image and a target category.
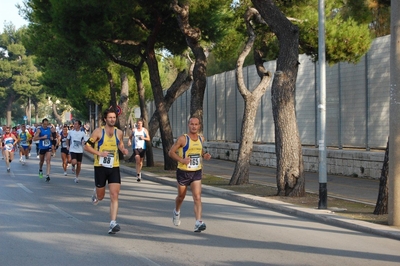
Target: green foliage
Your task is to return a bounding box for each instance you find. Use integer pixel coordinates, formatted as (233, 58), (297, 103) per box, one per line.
(284, 0), (373, 64)
(22, 0), (233, 116)
(0, 25), (42, 122)
(208, 0), (378, 74)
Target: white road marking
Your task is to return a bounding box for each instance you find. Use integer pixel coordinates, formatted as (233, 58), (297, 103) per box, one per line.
(48, 204), (83, 223)
(17, 183), (33, 193)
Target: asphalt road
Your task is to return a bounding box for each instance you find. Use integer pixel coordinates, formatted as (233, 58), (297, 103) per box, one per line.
(0, 153), (399, 266)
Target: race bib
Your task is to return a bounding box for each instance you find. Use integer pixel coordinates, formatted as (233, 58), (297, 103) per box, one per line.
(73, 140), (81, 148)
(42, 139), (51, 147)
(100, 153), (114, 168)
(62, 142), (67, 148)
(5, 144), (13, 151)
(20, 140), (28, 146)
(187, 154), (201, 170)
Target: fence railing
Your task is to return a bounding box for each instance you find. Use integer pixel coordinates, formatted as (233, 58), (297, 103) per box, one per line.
(149, 35), (390, 150)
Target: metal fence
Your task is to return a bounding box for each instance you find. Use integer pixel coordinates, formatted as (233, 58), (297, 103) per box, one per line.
(149, 35), (390, 150)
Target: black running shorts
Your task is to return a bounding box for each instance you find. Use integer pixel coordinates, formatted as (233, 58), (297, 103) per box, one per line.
(176, 168), (202, 186)
(94, 166), (121, 188)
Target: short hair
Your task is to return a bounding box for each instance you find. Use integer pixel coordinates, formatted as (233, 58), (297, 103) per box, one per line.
(137, 118), (144, 124)
(103, 108), (117, 120)
(42, 118), (49, 123)
(189, 116), (201, 124)
(75, 120), (82, 126)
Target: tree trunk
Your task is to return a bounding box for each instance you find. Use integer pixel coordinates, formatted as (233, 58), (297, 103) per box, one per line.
(6, 95), (15, 126)
(230, 8), (271, 185)
(52, 103), (63, 125)
(105, 68), (118, 111)
(145, 18), (176, 170)
(230, 103), (257, 185)
(26, 97), (32, 125)
(33, 101), (39, 124)
(171, 0), (207, 122)
(97, 103), (103, 127)
(132, 61), (154, 167)
(119, 72), (129, 132)
(148, 69), (192, 137)
(252, 0), (305, 196)
(374, 139), (389, 214)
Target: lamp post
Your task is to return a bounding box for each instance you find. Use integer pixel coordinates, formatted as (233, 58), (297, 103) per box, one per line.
(318, 0), (327, 209)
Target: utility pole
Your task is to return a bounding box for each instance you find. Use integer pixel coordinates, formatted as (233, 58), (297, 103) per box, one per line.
(389, 0), (400, 226)
(318, 0), (327, 209)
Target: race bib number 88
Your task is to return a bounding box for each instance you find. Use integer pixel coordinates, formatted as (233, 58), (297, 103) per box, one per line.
(100, 153), (114, 168)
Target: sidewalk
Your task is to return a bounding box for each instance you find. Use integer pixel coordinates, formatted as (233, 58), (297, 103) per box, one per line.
(85, 145), (400, 241)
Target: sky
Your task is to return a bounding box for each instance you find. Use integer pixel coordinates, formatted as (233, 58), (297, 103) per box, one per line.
(0, 0), (28, 31)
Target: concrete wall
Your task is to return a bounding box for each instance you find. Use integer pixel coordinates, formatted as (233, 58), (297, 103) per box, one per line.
(152, 137), (384, 179)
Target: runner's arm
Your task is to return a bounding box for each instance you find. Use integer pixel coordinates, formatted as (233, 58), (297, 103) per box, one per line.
(168, 135), (189, 164)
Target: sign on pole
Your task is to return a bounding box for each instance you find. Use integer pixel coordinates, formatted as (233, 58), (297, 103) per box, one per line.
(116, 105), (122, 116)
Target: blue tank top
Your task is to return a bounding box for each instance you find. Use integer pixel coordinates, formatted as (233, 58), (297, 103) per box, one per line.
(39, 127), (52, 149)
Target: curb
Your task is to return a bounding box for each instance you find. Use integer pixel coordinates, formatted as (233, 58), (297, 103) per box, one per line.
(83, 152), (400, 241)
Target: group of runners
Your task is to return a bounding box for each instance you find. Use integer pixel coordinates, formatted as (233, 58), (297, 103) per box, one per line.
(1, 120), (87, 183)
(2, 110), (211, 235)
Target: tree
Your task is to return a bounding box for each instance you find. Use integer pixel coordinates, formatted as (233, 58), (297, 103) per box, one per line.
(343, 0), (391, 37)
(230, 8), (271, 185)
(374, 139), (389, 215)
(171, 0), (208, 120)
(0, 24), (41, 125)
(30, 0), (231, 169)
(250, 0), (305, 196)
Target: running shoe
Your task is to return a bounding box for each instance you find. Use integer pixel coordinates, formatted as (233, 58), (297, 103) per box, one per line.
(45, 175), (50, 182)
(19, 157), (22, 162)
(74, 177), (79, 183)
(64, 171), (67, 176)
(137, 173), (141, 182)
(39, 171), (43, 179)
(7, 168), (10, 173)
(108, 223), (120, 234)
(194, 221), (206, 233)
(91, 188), (99, 205)
(173, 210), (181, 226)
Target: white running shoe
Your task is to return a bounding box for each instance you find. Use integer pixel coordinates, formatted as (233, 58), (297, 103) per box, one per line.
(194, 221), (206, 232)
(173, 210), (181, 226)
(64, 172), (67, 176)
(74, 177), (79, 183)
(108, 222), (120, 234)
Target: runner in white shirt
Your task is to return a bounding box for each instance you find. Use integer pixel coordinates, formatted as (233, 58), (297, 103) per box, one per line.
(127, 118), (150, 182)
(67, 120), (87, 183)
